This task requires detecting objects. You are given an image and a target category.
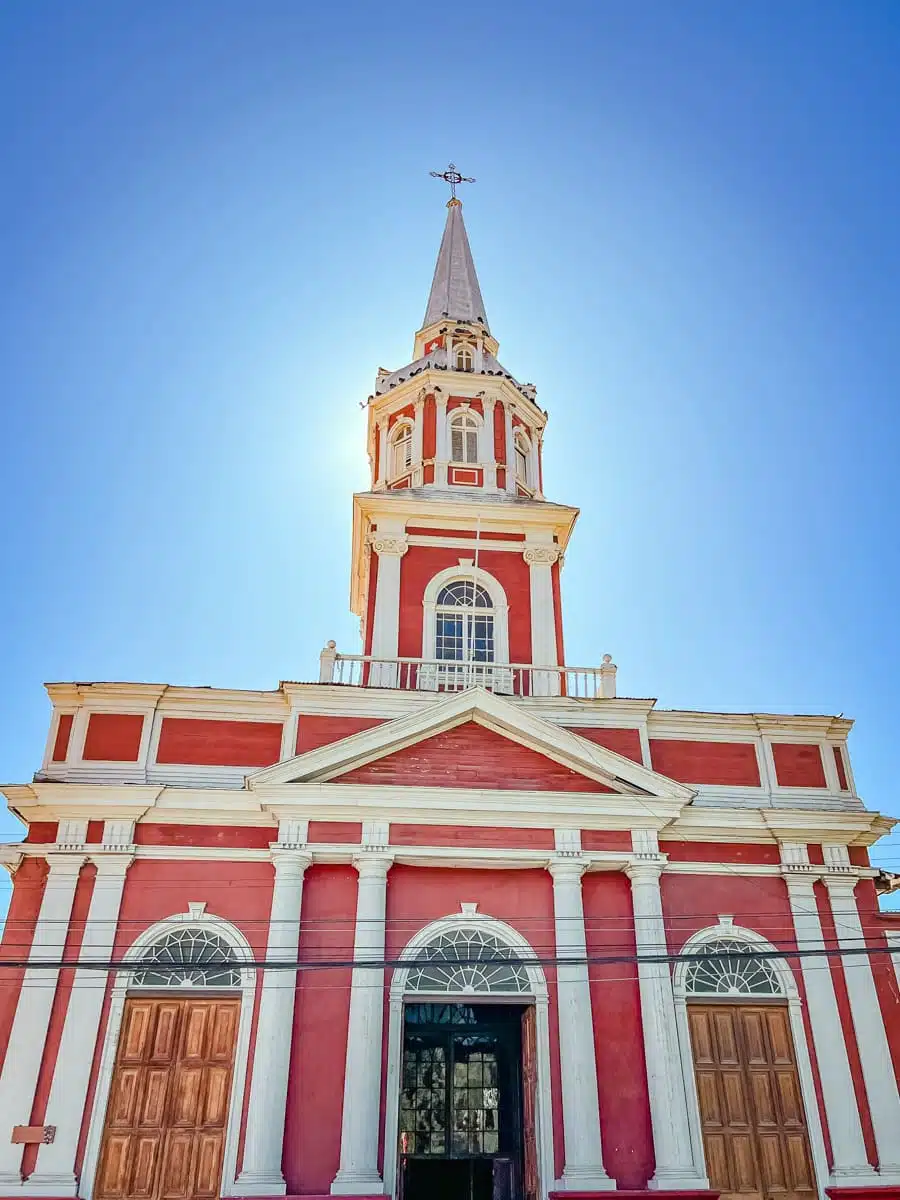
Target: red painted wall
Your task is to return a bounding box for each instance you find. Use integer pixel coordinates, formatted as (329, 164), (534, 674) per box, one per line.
(551, 561), (566, 669)
(567, 727), (644, 763)
(494, 400), (506, 463)
(581, 830), (634, 852)
(582, 872), (654, 1187)
(0, 858), (46, 1073)
(335, 721), (615, 792)
(156, 718), (283, 767)
(833, 746), (849, 790)
(82, 713), (144, 761)
(52, 714), (73, 761)
(308, 821), (363, 844)
(857, 884), (900, 1084)
(389, 824), (555, 849)
(284, 865), (358, 1193)
(133, 824), (274, 849)
(398, 544), (532, 662)
(772, 743), (827, 788)
(661, 841), (781, 865)
(25, 822), (58, 843)
(296, 715), (387, 754)
(423, 395), (436, 460)
(649, 739), (761, 786)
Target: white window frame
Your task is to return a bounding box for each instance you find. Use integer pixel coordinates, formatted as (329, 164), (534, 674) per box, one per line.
(389, 420), (414, 480)
(80, 912), (256, 1200)
(421, 566), (510, 692)
(671, 920), (829, 1195)
(433, 579), (496, 668)
(449, 409), (481, 465)
(382, 912), (554, 1200)
(455, 344), (475, 372)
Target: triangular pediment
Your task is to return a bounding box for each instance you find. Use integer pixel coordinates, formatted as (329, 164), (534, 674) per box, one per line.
(249, 689), (695, 802)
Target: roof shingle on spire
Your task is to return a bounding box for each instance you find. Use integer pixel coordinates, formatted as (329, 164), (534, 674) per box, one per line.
(422, 199), (490, 332)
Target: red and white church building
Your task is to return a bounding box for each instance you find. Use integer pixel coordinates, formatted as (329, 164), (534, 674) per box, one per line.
(2, 193), (900, 1200)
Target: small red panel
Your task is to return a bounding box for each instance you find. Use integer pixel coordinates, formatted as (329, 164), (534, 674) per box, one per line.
(297, 715), (387, 754)
(335, 721), (614, 792)
(567, 727), (644, 764)
(449, 467), (483, 486)
(25, 822), (58, 844)
(494, 399), (506, 464)
(82, 713), (144, 761)
(581, 830), (633, 852)
(662, 841), (781, 865)
(134, 824), (274, 848)
(51, 714), (73, 762)
(390, 825), (555, 849)
(772, 743), (827, 788)
(308, 821), (363, 844)
(156, 718), (282, 767)
(423, 396), (436, 460)
(833, 745), (849, 790)
(649, 739), (760, 786)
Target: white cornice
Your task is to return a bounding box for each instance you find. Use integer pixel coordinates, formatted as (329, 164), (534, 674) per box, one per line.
(369, 368), (547, 429)
(648, 710), (853, 740)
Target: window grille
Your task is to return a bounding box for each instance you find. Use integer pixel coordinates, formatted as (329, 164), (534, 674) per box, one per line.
(129, 927), (241, 988)
(390, 422), (413, 478)
(450, 412), (479, 463)
(435, 581), (494, 663)
(406, 926), (531, 994)
(683, 938), (783, 997)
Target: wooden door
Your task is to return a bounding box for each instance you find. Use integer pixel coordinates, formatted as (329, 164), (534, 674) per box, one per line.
(96, 997), (240, 1200)
(688, 1003), (816, 1200)
(520, 1006), (538, 1200)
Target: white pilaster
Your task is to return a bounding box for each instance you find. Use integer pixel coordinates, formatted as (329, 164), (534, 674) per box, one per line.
(412, 395), (425, 486)
(625, 857), (708, 1189)
(28, 855), (133, 1195)
(783, 871), (875, 1184)
(237, 850), (312, 1195)
(530, 431), (543, 499)
(482, 396), (497, 489)
(824, 873), (900, 1180)
(368, 531), (407, 687)
(434, 393), (448, 487)
(0, 854), (85, 1188)
(548, 858), (613, 1191)
(331, 855), (393, 1195)
(504, 405), (516, 493)
(524, 544), (560, 697)
(375, 423), (387, 490)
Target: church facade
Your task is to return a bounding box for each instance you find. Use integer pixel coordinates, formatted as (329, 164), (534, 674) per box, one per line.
(2, 193), (900, 1200)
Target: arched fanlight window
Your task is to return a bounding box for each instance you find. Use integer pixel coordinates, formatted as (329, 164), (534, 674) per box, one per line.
(435, 580), (494, 663)
(455, 345), (474, 372)
(514, 431), (530, 484)
(390, 421), (413, 479)
(129, 926), (241, 988)
(450, 410), (479, 464)
(406, 926), (530, 994)
(683, 938), (783, 997)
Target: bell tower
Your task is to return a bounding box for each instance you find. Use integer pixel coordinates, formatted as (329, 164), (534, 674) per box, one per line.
(349, 179), (580, 696)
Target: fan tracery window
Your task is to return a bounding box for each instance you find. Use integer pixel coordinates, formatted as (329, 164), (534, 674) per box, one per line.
(683, 938), (783, 997)
(130, 927), (241, 988)
(434, 580), (494, 664)
(406, 926), (530, 994)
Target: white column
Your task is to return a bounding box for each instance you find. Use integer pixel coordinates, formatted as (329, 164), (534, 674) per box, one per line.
(368, 534), (407, 688)
(548, 858), (613, 1191)
(332, 855), (393, 1195)
(824, 873), (900, 1180)
(524, 545), (560, 697)
(783, 873), (875, 1183)
(482, 396), (497, 489)
(0, 854), (85, 1188)
(28, 855), (132, 1195)
(434, 393), (448, 487)
(412, 395), (425, 486)
(237, 850), (312, 1195)
(626, 859), (708, 1189)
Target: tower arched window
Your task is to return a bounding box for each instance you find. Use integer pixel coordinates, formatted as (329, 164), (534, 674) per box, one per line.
(514, 431), (530, 485)
(455, 345), (474, 372)
(434, 580), (494, 663)
(450, 410), (479, 464)
(389, 420), (413, 479)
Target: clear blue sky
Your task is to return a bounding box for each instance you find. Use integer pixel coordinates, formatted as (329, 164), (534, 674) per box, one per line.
(2, 1), (899, 905)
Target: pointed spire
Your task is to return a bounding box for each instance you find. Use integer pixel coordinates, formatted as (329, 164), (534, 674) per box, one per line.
(423, 199), (490, 333)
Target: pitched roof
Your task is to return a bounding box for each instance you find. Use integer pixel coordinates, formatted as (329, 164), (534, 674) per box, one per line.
(423, 199), (490, 332)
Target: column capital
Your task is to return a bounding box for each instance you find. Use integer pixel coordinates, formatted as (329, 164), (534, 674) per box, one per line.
(271, 849), (313, 876)
(782, 870), (819, 897)
(89, 852), (134, 876)
(45, 852), (87, 877)
(624, 857), (666, 883)
(369, 535), (408, 558)
(548, 855), (588, 882)
(523, 544), (560, 566)
(352, 853), (393, 880)
(822, 873), (860, 898)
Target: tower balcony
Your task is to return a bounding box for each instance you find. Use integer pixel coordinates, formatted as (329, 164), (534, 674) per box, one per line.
(318, 643), (617, 699)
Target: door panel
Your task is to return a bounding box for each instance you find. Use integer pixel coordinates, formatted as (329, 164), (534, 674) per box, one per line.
(688, 1003), (816, 1200)
(96, 997), (239, 1200)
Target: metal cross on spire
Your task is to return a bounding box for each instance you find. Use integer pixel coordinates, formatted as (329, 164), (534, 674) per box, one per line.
(429, 162), (475, 200)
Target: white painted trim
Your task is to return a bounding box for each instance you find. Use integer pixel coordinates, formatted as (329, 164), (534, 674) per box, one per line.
(888, 929), (900, 988)
(672, 921), (830, 1199)
(382, 912), (555, 1200)
(421, 563), (510, 671)
(79, 912), (256, 1200)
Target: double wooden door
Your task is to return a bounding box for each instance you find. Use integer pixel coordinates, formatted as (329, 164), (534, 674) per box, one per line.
(688, 1003), (816, 1200)
(95, 997), (240, 1200)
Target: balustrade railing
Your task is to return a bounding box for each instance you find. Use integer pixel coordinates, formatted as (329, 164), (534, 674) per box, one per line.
(317, 643), (617, 698)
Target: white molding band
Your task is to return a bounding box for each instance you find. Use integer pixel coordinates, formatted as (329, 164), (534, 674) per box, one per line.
(783, 874), (876, 1184)
(823, 875), (900, 1180)
(625, 860), (708, 1189)
(548, 858), (613, 1190)
(236, 850), (312, 1196)
(331, 855), (393, 1195)
(27, 855), (133, 1195)
(0, 853), (85, 1189)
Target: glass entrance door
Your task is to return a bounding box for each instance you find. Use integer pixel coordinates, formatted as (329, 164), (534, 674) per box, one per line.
(399, 1003), (523, 1200)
